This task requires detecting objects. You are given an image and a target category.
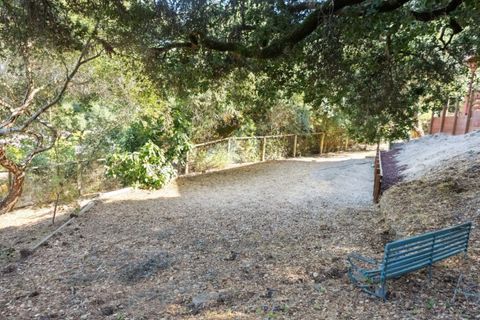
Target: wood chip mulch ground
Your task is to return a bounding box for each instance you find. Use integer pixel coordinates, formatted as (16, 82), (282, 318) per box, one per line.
(0, 151), (478, 319)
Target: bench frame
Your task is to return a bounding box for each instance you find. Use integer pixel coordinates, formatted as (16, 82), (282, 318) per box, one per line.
(348, 222), (472, 300)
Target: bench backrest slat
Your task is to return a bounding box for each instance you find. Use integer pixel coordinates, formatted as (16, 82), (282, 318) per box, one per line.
(387, 228), (470, 254)
(388, 232), (470, 262)
(382, 222), (471, 280)
(386, 223), (471, 249)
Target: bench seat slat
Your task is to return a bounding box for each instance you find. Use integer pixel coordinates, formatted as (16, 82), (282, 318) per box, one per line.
(384, 245), (468, 279)
(432, 245), (468, 263)
(386, 246), (466, 279)
(386, 261), (432, 279)
(388, 239), (468, 268)
(387, 245), (433, 262)
(387, 251), (434, 270)
(385, 244), (468, 278)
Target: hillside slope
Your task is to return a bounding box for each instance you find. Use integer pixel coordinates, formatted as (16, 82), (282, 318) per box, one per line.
(395, 131), (480, 181)
(382, 132), (480, 236)
(378, 133), (480, 315)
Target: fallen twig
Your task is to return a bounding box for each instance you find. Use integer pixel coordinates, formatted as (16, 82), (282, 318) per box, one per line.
(20, 200), (96, 258)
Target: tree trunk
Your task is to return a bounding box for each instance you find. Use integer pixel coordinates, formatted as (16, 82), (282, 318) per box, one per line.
(0, 147), (25, 214)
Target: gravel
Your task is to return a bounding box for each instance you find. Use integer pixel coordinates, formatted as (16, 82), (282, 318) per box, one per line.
(395, 131), (480, 181)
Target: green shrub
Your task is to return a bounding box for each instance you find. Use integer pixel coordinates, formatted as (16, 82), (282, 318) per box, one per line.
(233, 139), (260, 163)
(265, 138), (290, 160)
(106, 141), (175, 189)
(191, 146), (230, 172)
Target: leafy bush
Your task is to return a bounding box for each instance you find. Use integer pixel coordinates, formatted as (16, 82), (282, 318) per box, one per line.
(265, 138), (290, 160)
(232, 138), (260, 163)
(191, 147), (230, 172)
(106, 104), (191, 189)
(106, 141), (176, 189)
(297, 135), (321, 155)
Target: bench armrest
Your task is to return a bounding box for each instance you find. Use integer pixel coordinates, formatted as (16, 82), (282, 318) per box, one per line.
(348, 253), (379, 266)
(347, 252), (383, 295)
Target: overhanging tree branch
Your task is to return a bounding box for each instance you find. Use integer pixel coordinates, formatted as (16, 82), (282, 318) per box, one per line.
(151, 41), (197, 55)
(412, 0), (463, 22)
(0, 86), (43, 129)
(150, 0), (465, 59)
(286, 1), (324, 13)
(21, 121), (57, 166)
(153, 0), (367, 59)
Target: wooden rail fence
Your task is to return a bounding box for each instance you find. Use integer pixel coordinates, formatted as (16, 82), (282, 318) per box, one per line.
(429, 95), (480, 135)
(185, 132), (327, 174)
(1, 132), (358, 206)
(0, 158), (110, 207)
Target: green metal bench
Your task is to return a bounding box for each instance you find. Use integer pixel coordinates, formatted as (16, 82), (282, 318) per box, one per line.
(348, 222), (472, 300)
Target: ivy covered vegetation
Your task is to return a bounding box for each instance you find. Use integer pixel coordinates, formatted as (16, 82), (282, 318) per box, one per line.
(0, 0), (479, 212)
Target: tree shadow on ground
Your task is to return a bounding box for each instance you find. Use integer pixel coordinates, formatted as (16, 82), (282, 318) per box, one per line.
(1, 156), (477, 319)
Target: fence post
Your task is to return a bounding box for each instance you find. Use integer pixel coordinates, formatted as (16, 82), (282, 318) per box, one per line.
(319, 133), (325, 155)
(261, 137), (266, 161)
(344, 137), (349, 151)
(76, 161), (83, 196)
(227, 138), (232, 154)
(185, 151), (190, 174)
(452, 98), (459, 135)
(227, 138), (232, 164)
(429, 110), (435, 134)
(293, 135), (297, 157)
(440, 100), (448, 133)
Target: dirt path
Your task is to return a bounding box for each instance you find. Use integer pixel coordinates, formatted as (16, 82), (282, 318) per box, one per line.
(2, 151), (471, 319)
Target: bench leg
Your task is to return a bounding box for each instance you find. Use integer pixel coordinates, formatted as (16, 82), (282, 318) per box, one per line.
(451, 274), (463, 304)
(375, 280), (387, 301)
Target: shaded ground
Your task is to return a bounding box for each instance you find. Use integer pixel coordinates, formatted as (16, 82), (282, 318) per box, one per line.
(0, 151), (478, 319)
(380, 148), (405, 193)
